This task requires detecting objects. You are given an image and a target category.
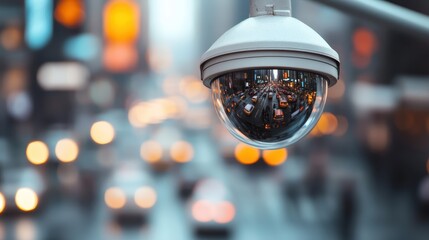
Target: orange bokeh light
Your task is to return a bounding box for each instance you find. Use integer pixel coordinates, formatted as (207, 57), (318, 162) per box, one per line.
(353, 28), (377, 57)
(104, 0), (140, 43)
(26, 141), (49, 165)
(134, 187), (157, 209)
(55, 138), (79, 163)
(170, 141), (194, 163)
(140, 141), (163, 163)
(192, 200), (236, 224)
(317, 112), (338, 135)
(234, 143), (260, 165)
(308, 124), (321, 138)
(103, 43), (138, 72)
(262, 148), (288, 166)
(90, 121), (115, 145)
(55, 0), (84, 28)
(15, 188), (38, 212)
(105, 187), (126, 209)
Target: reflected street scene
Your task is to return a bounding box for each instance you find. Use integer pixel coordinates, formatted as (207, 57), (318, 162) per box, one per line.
(212, 69), (325, 147)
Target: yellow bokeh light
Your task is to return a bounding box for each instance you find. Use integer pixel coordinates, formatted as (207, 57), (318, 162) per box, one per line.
(0, 192), (5, 214)
(26, 141), (49, 165)
(104, 0), (140, 43)
(90, 121), (115, 145)
(15, 188), (38, 212)
(129, 98), (187, 127)
(55, 139), (79, 163)
(134, 187), (157, 209)
(170, 141), (194, 163)
(105, 187), (126, 209)
(55, 0), (84, 28)
(140, 141), (163, 163)
(262, 148), (288, 166)
(234, 143), (260, 165)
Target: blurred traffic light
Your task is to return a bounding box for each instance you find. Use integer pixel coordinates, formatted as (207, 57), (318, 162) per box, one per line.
(103, 0), (140, 72)
(104, 0), (139, 43)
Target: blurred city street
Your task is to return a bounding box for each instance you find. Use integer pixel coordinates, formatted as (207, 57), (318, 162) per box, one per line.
(0, 0), (429, 239)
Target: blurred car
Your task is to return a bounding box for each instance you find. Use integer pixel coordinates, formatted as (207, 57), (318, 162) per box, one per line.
(264, 123), (272, 130)
(0, 167), (46, 215)
(252, 95), (258, 103)
(273, 109), (284, 121)
(188, 179), (236, 237)
(268, 92), (273, 99)
(104, 162), (157, 225)
(279, 97), (288, 108)
(287, 94), (297, 102)
(244, 104), (254, 116)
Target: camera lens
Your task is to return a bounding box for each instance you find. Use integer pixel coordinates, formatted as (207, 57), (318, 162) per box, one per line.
(211, 69), (328, 149)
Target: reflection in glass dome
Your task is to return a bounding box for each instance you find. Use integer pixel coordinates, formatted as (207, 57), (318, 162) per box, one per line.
(211, 69), (328, 149)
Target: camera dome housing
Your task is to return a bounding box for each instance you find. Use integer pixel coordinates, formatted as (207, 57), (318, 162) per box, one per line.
(200, 5), (340, 149)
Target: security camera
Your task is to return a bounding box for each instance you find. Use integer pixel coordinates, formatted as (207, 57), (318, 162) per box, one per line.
(200, 0), (340, 149)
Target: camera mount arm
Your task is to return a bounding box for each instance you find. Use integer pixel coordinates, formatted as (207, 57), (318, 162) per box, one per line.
(250, 0), (292, 17)
(310, 0), (429, 41)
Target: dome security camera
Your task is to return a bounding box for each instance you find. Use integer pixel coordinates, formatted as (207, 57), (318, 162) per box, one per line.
(200, 0), (340, 149)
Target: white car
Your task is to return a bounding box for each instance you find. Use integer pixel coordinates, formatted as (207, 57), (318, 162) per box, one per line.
(104, 161), (157, 225)
(243, 103), (255, 116)
(0, 167), (46, 214)
(188, 179), (236, 237)
(252, 95), (258, 103)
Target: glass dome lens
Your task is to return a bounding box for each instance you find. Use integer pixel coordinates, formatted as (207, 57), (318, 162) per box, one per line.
(211, 69), (328, 149)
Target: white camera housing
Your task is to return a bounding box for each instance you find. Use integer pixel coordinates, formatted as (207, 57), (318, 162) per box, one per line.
(200, 0), (340, 149)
